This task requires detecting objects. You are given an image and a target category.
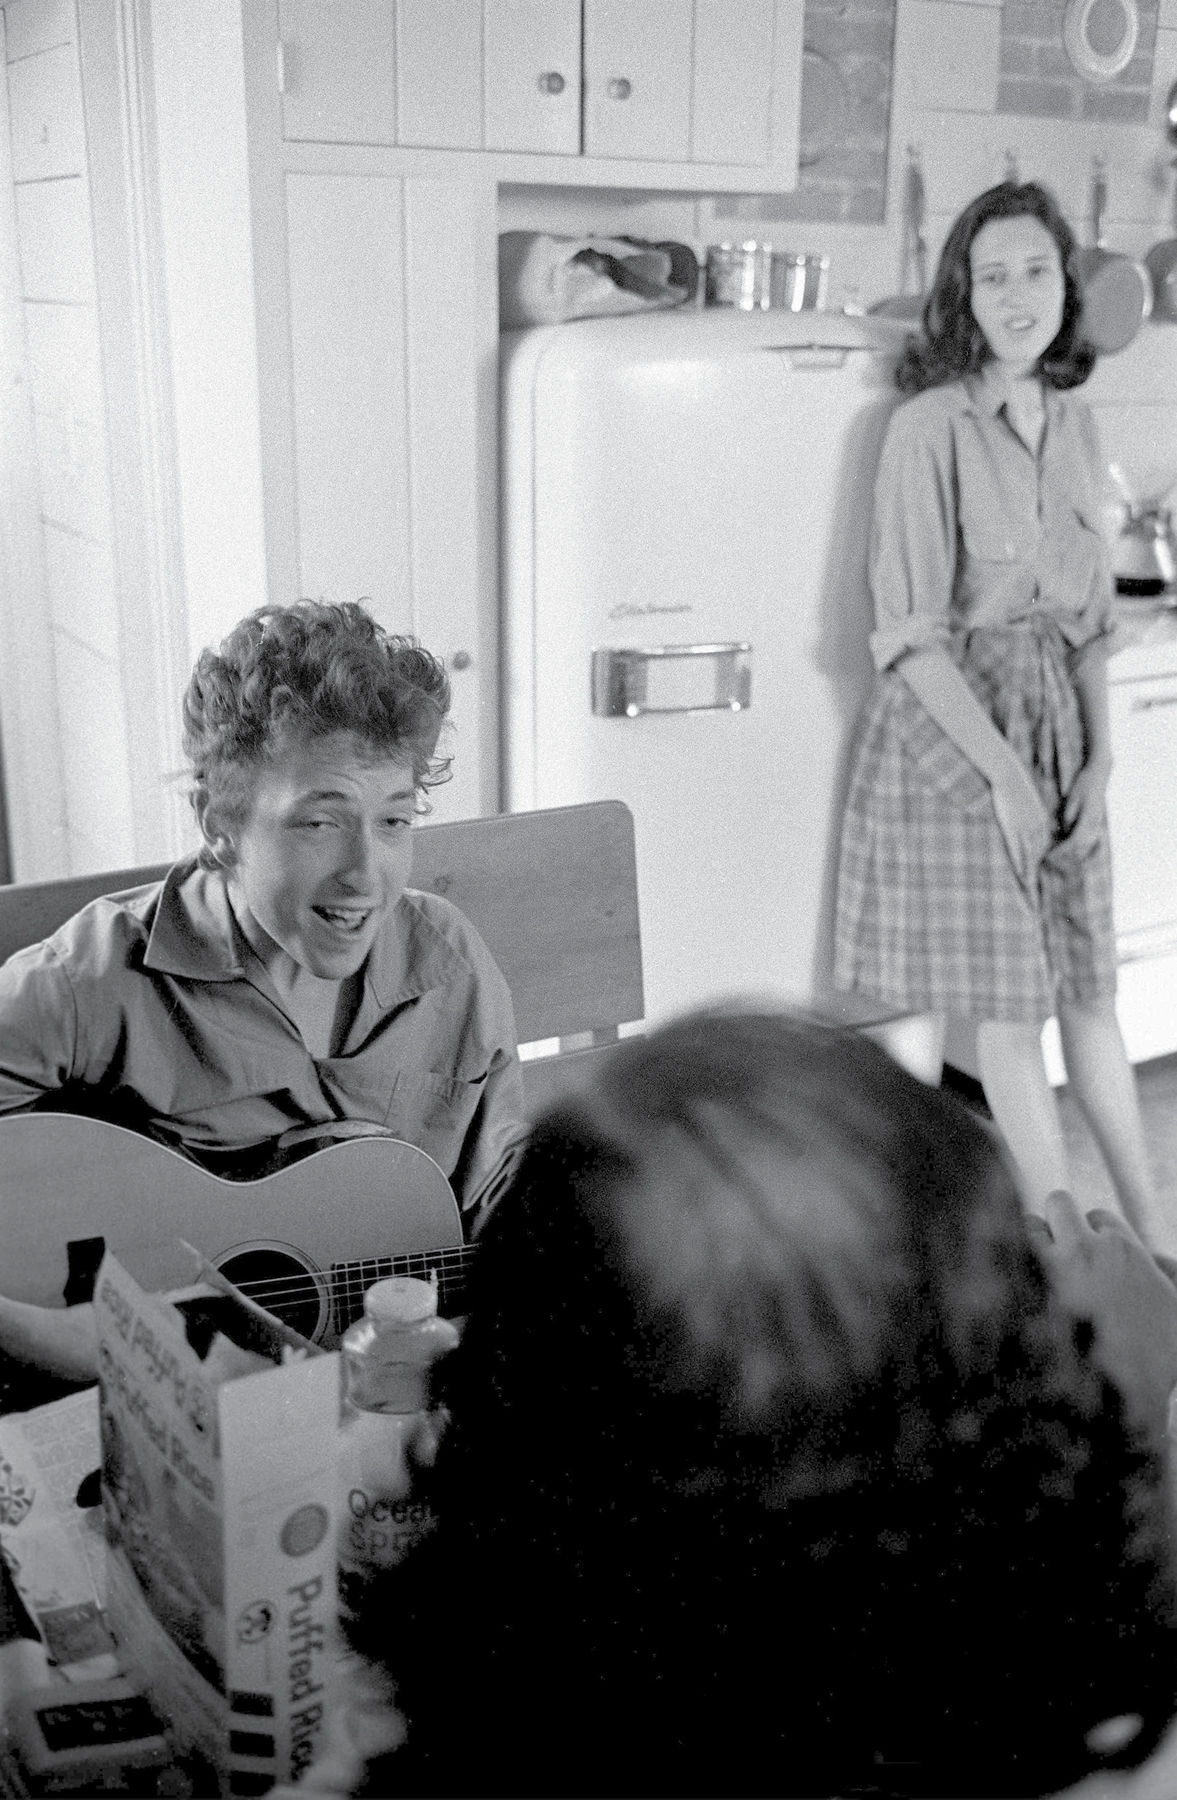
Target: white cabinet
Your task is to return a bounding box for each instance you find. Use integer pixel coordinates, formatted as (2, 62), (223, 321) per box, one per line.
(1107, 670), (1177, 961)
(582, 0), (694, 161)
(273, 0), (801, 185)
(484, 0), (580, 155)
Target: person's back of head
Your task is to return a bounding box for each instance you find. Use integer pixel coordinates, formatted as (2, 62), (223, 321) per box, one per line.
(353, 1011), (1177, 1798)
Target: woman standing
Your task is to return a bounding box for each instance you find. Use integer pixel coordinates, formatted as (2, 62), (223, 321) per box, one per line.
(834, 181), (1168, 1250)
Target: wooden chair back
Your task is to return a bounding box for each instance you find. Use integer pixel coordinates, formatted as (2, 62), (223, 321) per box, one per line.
(0, 801), (645, 1114)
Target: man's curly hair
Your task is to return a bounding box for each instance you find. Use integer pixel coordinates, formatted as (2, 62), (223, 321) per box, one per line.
(182, 601), (451, 860)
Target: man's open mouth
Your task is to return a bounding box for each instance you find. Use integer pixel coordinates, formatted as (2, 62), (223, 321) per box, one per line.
(313, 906), (373, 935)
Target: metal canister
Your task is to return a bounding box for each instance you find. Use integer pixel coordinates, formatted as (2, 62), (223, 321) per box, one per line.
(769, 251), (831, 312)
(705, 241), (772, 310)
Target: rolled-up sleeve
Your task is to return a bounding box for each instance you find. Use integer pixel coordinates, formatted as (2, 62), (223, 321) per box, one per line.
(0, 942), (78, 1112)
(868, 398), (958, 672)
(1065, 403), (1117, 662)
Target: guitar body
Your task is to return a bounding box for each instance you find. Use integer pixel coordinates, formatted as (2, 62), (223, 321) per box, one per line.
(0, 1115), (465, 1345)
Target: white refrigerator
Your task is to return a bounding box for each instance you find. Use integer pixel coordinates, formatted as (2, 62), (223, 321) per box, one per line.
(500, 308), (908, 1028)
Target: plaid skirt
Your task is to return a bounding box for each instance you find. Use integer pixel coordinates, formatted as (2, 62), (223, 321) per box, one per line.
(833, 616), (1117, 1024)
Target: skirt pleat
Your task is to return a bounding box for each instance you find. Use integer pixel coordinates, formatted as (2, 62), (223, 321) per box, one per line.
(833, 617), (1116, 1024)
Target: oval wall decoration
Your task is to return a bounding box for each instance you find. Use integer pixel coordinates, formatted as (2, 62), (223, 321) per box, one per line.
(1063, 0), (1140, 82)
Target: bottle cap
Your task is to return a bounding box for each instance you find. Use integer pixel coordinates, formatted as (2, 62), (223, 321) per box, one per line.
(362, 1276), (438, 1326)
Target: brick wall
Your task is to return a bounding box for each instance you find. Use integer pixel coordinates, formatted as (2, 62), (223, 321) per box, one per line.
(712, 0), (897, 225)
(998, 0), (1158, 122)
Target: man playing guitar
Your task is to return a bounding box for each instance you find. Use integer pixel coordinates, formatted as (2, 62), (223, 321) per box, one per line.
(0, 601), (527, 1388)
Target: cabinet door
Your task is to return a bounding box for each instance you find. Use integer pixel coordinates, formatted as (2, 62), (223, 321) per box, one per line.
(396, 0), (481, 147)
(484, 0), (581, 154)
(583, 0), (692, 161)
(285, 174), (413, 628)
(691, 0), (776, 166)
(278, 0), (396, 144)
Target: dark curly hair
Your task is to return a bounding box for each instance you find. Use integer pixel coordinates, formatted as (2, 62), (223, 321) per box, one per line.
(349, 1011), (1177, 1798)
(897, 180), (1096, 395)
(181, 601), (451, 860)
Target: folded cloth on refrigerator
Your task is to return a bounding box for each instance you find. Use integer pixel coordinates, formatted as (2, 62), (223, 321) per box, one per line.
(499, 232), (696, 327)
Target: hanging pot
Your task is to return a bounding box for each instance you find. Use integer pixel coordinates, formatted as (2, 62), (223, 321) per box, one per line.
(1144, 83), (1177, 323)
(1077, 159), (1152, 353)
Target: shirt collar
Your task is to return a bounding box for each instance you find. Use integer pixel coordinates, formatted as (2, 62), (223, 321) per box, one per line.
(144, 857), (246, 980)
(962, 366), (1065, 424)
(144, 859), (463, 1006)
(361, 890), (465, 1011)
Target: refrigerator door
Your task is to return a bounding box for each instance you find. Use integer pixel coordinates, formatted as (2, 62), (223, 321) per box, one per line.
(501, 310), (905, 1026)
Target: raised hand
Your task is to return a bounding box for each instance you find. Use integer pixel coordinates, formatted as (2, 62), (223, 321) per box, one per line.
(1029, 1190), (1177, 1440)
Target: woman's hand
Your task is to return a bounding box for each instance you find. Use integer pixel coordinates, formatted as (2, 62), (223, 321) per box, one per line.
(1060, 752), (1112, 860)
(990, 764), (1053, 894)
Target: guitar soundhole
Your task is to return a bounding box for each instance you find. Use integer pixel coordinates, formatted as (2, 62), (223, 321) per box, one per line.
(214, 1246), (328, 1344)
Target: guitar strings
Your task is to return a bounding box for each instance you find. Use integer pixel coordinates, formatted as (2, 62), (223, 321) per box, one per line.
(224, 1249), (472, 1298)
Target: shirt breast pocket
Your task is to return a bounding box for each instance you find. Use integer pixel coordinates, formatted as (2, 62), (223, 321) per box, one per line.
(959, 517), (1027, 563)
(385, 1070), (487, 1173)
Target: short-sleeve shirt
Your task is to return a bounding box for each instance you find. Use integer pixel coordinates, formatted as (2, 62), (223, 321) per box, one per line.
(0, 858), (527, 1216)
(868, 371), (1115, 672)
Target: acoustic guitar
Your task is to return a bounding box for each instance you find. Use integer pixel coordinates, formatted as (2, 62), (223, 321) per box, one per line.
(0, 1114), (469, 1347)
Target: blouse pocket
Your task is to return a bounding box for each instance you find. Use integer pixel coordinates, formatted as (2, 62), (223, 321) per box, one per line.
(959, 514), (1030, 564)
(901, 696), (992, 815)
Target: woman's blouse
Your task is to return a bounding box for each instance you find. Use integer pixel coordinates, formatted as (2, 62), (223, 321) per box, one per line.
(868, 370), (1116, 672)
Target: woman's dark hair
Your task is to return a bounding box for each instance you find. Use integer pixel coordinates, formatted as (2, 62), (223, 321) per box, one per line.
(897, 180), (1096, 394)
(181, 600), (451, 861)
(351, 1012), (1177, 1799)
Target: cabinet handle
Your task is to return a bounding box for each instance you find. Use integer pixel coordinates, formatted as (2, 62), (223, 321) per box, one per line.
(276, 40), (287, 94)
(1131, 691), (1177, 711)
(537, 70), (566, 95)
(607, 77), (633, 100)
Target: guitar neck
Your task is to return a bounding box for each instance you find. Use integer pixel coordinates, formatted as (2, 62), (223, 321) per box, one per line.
(330, 1244), (476, 1335)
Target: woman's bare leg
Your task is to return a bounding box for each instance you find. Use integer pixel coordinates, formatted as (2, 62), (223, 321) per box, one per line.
(862, 1013), (947, 1086)
(1055, 996), (1172, 1254)
(975, 1019), (1071, 1219)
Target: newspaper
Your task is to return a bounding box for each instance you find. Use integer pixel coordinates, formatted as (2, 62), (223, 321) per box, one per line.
(0, 1389), (119, 1678)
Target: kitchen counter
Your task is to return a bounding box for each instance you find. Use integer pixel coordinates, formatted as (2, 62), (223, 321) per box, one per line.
(1110, 597), (1177, 679)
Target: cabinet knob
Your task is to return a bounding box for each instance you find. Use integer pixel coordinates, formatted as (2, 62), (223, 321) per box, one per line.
(607, 77), (632, 100)
(537, 70), (566, 95)
(450, 650), (473, 672)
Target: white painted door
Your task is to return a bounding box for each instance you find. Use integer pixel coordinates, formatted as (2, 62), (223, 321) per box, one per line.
(582, 0), (692, 161)
(396, 0), (482, 147)
(278, 0), (396, 144)
(484, 0), (580, 154)
(283, 173), (497, 821)
(690, 0), (776, 167)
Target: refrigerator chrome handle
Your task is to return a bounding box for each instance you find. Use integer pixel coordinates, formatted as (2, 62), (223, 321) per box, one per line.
(759, 346), (861, 369)
(592, 644), (751, 718)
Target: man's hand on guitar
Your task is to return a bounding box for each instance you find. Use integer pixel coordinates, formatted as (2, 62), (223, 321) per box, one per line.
(0, 1295), (98, 1384)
